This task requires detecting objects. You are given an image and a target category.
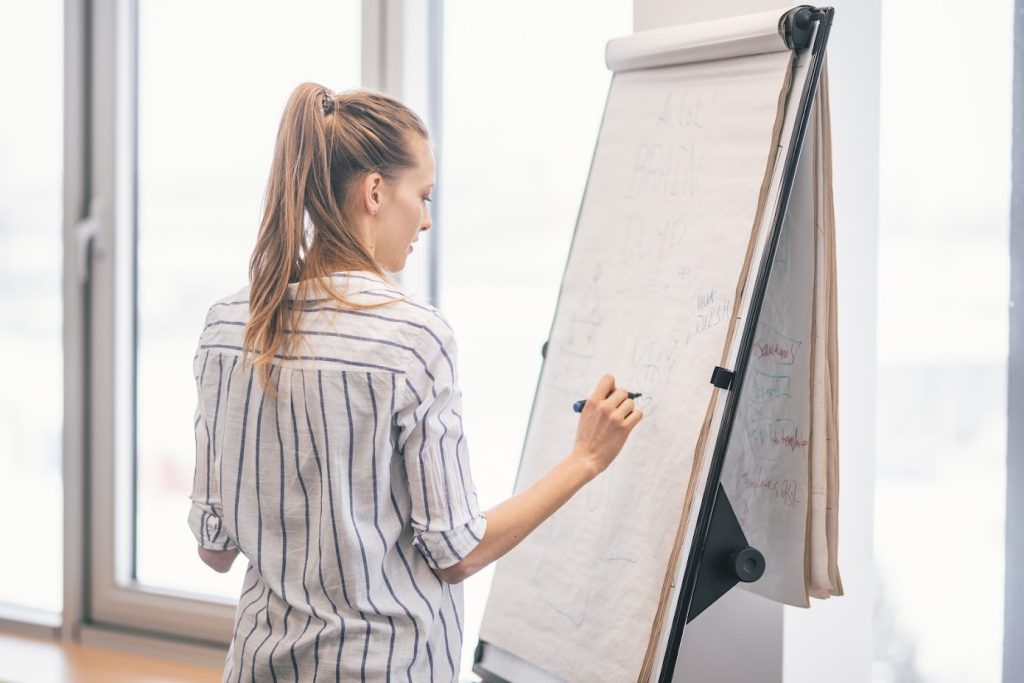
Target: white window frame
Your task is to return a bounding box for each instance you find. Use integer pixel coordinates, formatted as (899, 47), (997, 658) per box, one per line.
(50, 0), (442, 660)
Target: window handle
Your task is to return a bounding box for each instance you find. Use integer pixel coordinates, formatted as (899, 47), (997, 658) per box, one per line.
(75, 199), (102, 285)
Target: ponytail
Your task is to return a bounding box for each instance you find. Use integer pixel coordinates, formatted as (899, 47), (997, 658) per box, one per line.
(243, 82), (430, 397)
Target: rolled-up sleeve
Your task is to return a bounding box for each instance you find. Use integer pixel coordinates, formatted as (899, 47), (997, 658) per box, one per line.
(188, 323), (237, 552)
(395, 312), (487, 570)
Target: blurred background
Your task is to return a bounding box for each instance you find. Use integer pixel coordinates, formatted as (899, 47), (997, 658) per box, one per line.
(0, 0), (1014, 681)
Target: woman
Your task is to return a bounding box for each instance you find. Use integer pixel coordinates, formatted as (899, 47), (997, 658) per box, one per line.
(188, 82), (644, 682)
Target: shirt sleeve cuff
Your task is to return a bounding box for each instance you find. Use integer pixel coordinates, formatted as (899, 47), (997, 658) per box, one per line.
(188, 500), (237, 551)
(412, 513), (487, 570)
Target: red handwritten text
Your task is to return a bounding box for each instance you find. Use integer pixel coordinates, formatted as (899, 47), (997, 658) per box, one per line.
(771, 426), (808, 451)
(740, 472), (798, 506)
(755, 341), (793, 361)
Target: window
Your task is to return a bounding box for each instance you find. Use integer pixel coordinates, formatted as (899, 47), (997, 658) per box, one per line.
(439, 2), (633, 674)
(873, 0), (1011, 679)
(0, 0), (64, 618)
(86, 0), (367, 642)
(133, 0), (362, 601)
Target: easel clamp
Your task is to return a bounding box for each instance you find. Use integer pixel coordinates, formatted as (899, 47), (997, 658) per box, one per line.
(710, 366), (734, 390)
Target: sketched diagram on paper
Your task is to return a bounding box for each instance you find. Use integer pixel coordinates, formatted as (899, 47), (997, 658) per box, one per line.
(547, 263), (604, 396)
(740, 322), (806, 464)
(532, 263), (607, 627)
(532, 325), (682, 628)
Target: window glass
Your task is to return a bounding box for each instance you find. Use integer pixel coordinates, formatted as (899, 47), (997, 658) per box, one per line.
(874, 0), (1010, 679)
(0, 0), (64, 616)
(134, 0), (362, 598)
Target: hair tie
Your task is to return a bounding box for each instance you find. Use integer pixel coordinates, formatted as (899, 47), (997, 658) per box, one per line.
(321, 90), (335, 116)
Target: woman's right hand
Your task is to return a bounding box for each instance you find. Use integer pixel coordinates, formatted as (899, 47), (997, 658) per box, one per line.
(437, 374), (645, 584)
(570, 374), (644, 478)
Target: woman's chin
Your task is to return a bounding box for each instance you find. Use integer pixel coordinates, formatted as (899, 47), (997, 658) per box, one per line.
(385, 255), (407, 274)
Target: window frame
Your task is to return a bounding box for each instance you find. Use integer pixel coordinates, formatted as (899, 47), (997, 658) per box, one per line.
(57, 0), (439, 651)
(1005, 1), (1024, 681)
(30, 0), (1020, 676)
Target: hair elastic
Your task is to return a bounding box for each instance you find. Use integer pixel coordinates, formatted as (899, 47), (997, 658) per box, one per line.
(321, 90), (335, 116)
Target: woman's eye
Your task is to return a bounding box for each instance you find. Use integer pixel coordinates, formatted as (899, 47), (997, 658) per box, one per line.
(423, 195), (432, 203)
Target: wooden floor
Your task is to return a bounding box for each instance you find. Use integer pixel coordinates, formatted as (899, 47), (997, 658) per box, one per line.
(0, 632), (222, 683)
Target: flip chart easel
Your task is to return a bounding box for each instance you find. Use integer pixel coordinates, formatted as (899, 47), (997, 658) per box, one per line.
(474, 7), (837, 681)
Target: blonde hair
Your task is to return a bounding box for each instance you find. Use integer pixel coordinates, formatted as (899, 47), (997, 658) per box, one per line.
(243, 82), (430, 397)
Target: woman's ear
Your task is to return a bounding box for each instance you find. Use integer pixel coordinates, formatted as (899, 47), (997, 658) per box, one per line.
(362, 172), (384, 216)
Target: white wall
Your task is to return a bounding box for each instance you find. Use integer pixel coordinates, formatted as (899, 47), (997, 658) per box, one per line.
(633, 2), (880, 682)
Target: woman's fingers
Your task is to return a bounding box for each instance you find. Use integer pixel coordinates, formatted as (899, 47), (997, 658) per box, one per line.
(589, 374), (616, 403)
(572, 374), (647, 475)
(603, 386), (628, 409)
(612, 398), (636, 418)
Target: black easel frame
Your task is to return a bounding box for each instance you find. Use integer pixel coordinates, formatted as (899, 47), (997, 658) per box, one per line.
(656, 6), (834, 682)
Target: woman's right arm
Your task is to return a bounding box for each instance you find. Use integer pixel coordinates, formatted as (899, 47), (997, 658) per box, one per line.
(437, 374), (643, 584)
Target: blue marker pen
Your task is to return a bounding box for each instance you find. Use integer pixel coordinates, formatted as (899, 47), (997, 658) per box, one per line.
(573, 392), (642, 413)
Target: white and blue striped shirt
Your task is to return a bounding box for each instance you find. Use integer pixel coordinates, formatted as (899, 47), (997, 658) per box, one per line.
(188, 270), (487, 682)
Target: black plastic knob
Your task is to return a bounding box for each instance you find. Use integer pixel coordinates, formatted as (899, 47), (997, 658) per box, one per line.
(731, 547), (765, 583)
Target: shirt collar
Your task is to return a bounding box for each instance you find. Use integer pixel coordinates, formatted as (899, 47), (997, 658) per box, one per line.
(285, 270), (399, 298)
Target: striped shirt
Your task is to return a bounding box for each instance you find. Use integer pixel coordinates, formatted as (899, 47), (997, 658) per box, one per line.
(188, 270), (487, 683)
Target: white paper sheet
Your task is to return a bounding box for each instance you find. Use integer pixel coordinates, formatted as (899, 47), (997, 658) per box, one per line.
(478, 50), (793, 683)
(719, 128), (815, 607)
